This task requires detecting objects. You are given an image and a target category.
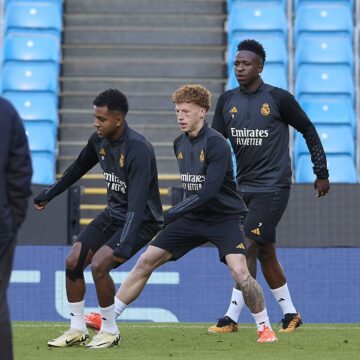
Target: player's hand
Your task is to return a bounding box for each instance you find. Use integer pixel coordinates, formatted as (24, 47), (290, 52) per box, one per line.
(314, 178), (330, 198)
(34, 190), (49, 210)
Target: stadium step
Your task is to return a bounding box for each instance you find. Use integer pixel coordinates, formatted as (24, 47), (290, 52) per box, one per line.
(58, 141), (173, 157)
(63, 26), (225, 46)
(64, 0), (225, 15)
(58, 156), (179, 174)
(59, 0), (227, 227)
(59, 124), (183, 143)
(60, 76), (225, 94)
(61, 58), (225, 78)
(75, 174), (181, 229)
(64, 13), (226, 29)
(60, 91), (221, 110)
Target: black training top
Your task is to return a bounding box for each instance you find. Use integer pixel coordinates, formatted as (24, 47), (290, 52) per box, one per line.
(42, 123), (163, 244)
(164, 122), (247, 225)
(0, 97), (32, 231)
(212, 81), (329, 192)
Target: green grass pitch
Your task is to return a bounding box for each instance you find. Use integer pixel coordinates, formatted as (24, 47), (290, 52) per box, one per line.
(13, 322), (360, 360)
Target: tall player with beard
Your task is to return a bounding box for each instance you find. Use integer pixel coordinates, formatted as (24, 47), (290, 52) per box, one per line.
(34, 89), (163, 349)
(208, 39), (329, 334)
(93, 84), (278, 344)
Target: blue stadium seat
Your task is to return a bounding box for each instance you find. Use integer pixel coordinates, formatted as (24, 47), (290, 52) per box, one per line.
(1, 61), (58, 94)
(261, 64), (288, 89)
(2, 32), (61, 65)
(227, 63), (287, 90)
(295, 64), (354, 104)
(228, 3), (287, 42)
(228, 34), (287, 74)
(228, 0), (287, 11)
(296, 154), (357, 183)
(300, 98), (356, 135)
(24, 121), (56, 152)
(3, 92), (58, 126)
(5, 0), (63, 8)
(294, 0), (354, 10)
(294, 124), (355, 166)
(4, 2), (62, 36)
(30, 151), (56, 185)
(294, 3), (353, 43)
(295, 36), (353, 73)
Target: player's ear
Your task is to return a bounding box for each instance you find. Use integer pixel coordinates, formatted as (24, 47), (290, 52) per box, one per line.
(116, 113), (124, 126)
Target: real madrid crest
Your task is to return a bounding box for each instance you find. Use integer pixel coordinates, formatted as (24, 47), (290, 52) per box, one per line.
(119, 153), (125, 168)
(199, 149), (205, 162)
(261, 103), (270, 116)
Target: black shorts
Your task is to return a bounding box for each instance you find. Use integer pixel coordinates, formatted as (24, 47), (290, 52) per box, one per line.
(76, 211), (160, 260)
(240, 189), (290, 244)
(151, 216), (246, 264)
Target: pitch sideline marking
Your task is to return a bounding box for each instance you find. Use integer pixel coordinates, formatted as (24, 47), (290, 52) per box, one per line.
(13, 323), (360, 330)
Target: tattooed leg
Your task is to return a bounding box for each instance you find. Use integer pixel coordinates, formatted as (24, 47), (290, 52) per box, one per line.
(225, 253), (265, 314)
(237, 275), (265, 314)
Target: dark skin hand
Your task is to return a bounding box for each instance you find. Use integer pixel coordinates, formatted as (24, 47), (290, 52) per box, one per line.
(314, 178), (330, 197)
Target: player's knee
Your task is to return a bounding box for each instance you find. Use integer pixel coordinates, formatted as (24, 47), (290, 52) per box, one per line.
(91, 257), (111, 281)
(65, 253), (85, 281)
(135, 253), (157, 277)
(230, 264), (250, 284)
(65, 252), (80, 271)
(65, 243), (90, 281)
(257, 245), (276, 263)
(245, 239), (258, 259)
(66, 268), (84, 281)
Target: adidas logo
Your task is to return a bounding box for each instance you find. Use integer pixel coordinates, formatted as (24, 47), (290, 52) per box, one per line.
(231, 300), (238, 305)
(236, 243), (245, 249)
(99, 148), (106, 156)
(251, 228), (260, 236)
(178, 152), (183, 159)
(278, 298), (285, 302)
(230, 106), (238, 113)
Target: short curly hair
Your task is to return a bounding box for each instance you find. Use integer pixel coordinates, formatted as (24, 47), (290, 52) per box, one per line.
(172, 84), (211, 111)
(237, 39), (266, 64)
(93, 89), (129, 115)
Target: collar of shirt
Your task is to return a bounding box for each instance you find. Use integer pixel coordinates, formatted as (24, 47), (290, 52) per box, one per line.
(109, 121), (129, 145)
(185, 121), (208, 142)
(239, 79), (265, 95)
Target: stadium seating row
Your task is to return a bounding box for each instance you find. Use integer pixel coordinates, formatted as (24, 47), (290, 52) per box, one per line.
(227, 0), (354, 11)
(0, 0), (63, 185)
(226, 0), (357, 183)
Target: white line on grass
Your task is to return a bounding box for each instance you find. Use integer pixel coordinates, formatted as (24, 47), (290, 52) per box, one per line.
(13, 323), (360, 330)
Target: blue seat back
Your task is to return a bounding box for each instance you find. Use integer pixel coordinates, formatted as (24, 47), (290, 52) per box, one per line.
(228, 0), (287, 11)
(294, 3), (353, 43)
(295, 64), (354, 103)
(294, 124), (355, 165)
(296, 154), (357, 183)
(4, 2), (62, 36)
(3, 33), (61, 64)
(3, 91), (58, 125)
(31, 151), (56, 185)
(24, 121), (56, 152)
(294, 0), (353, 10)
(300, 98), (355, 135)
(295, 36), (353, 72)
(1, 62), (59, 93)
(229, 3), (287, 40)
